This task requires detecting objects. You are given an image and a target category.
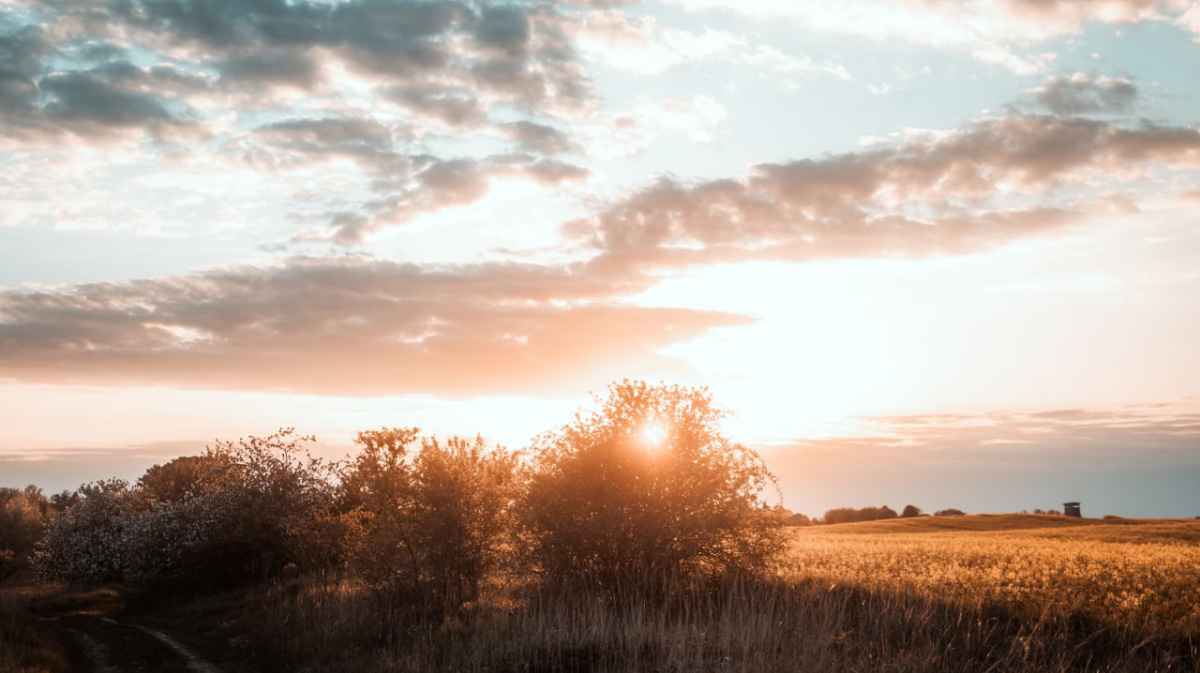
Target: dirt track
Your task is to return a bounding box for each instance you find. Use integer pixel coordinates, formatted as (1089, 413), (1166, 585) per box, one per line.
(59, 614), (224, 673)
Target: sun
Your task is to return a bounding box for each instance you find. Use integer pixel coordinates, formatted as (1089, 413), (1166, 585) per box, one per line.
(640, 422), (667, 449)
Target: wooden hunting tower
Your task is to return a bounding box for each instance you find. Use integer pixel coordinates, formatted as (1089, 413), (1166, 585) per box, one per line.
(1063, 501), (1081, 518)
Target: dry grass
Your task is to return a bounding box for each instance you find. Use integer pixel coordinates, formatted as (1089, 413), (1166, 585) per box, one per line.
(7, 516), (1196, 672)
(0, 577), (73, 673)
(171, 516), (1199, 673)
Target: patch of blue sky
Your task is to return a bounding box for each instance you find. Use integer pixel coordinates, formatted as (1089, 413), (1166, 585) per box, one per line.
(1060, 22), (1200, 126)
(0, 226), (248, 286)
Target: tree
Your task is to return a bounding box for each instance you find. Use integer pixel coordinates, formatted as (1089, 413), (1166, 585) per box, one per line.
(934, 508), (966, 517)
(340, 429), (519, 620)
(0, 486), (48, 581)
(822, 506), (898, 524)
(901, 505), (923, 518)
(522, 381), (783, 587)
(137, 454), (232, 504)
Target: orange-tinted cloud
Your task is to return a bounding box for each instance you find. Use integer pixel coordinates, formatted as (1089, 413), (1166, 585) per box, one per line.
(0, 258), (748, 396)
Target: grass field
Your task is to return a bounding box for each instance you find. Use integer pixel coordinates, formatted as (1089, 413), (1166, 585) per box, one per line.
(159, 514), (1200, 673)
(4, 514), (1198, 672)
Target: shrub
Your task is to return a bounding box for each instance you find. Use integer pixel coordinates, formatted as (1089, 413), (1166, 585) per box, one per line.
(0, 486), (48, 580)
(934, 509), (966, 517)
(32, 479), (141, 583)
(522, 381), (783, 587)
(190, 428), (338, 586)
(34, 431), (341, 589)
(341, 429), (519, 618)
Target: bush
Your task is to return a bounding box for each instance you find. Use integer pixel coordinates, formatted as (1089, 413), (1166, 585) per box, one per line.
(34, 431), (341, 589)
(340, 429), (519, 618)
(33, 479), (141, 583)
(901, 505), (923, 518)
(522, 381), (783, 587)
(187, 428), (339, 586)
(0, 486), (47, 580)
(934, 509), (966, 517)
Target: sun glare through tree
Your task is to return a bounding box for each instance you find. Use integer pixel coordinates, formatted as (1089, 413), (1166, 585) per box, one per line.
(640, 421), (668, 450)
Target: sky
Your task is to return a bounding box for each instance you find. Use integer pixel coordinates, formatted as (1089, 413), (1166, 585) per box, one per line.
(1, 0), (1198, 518)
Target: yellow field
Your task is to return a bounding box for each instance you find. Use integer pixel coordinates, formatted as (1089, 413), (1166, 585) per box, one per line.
(784, 515), (1200, 641)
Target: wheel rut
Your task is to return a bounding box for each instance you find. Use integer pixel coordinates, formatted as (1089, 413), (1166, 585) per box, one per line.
(59, 614), (224, 673)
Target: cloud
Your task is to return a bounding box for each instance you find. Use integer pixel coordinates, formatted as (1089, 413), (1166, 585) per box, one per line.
(569, 9), (850, 79)
(318, 152), (590, 245)
(0, 26), (204, 144)
(668, 0), (1199, 71)
(1028, 73), (1139, 114)
(4, 0), (596, 146)
(222, 113), (591, 244)
(95, 0), (592, 111)
(0, 257), (749, 396)
(501, 120), (575, 154)
(567, 116), (1200, 271)
(0, 1), (612, 244)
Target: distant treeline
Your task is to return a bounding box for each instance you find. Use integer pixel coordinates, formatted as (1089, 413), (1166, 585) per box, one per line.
(777, 504), (968, 526)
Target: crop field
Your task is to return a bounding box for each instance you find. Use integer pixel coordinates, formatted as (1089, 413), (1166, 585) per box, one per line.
(783, 515), (1200, 642)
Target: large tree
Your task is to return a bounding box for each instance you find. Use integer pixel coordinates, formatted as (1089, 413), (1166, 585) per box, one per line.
(522, 381), (783, 586)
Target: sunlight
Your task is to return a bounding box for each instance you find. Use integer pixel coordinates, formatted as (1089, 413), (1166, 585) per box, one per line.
(640, 422), (668, 449)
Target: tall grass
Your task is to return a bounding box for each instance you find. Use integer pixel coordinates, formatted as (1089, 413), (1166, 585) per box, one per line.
(0, 580), (71, 673)
(193, 523), (1200, 673)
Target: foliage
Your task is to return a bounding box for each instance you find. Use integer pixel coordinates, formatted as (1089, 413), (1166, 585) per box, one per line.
(340, 428), (519, 617)
(0, 486), (48, 581)
(32, 479), (141, 583)
(774, 506), (813, 526)
(33, 430), (340, 588)
(823, 505), (901, 524)
(137, 454), (232, 504)
(933, 508), (966, 517)
(185, 428), (338, 585)
(522, 380), (783, 585)
(900, 504), (923, 518)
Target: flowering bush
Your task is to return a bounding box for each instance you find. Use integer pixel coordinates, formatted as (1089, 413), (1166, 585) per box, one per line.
(34, 430), (342, 588)
(32, 479), (141, 583)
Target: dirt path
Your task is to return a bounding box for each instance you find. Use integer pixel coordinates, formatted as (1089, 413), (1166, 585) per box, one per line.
(59, 614), (224, 673)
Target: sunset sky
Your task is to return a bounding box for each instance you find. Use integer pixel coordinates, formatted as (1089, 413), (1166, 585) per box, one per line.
(2, 0), (1198, 518)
